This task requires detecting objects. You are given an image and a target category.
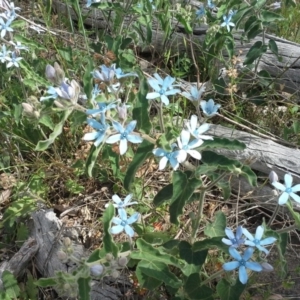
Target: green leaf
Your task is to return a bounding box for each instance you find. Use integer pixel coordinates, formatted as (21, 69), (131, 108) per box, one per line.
(142, 232), (172, 245)
(103, 204), (118, 257)
(170, 171), (202, 224)
(244, 41), (267, 65)
(78, 277), (91, 300)
(268, 39), (278, 57)
(39, 115), (55, 130)
(131, 239), (183, 269)
(14, 34), (47, 51)
(193, 237), (229, 253)
(2, 271), (20, 298)
(200, 137), (246, 151)
(178, 241), (208, 265)
(153, 183), (173, 206)
(136, 264), (162, 290)
(200, 151), (257, 187)
(176, 14), (192, 34)
(35, 277), (57, 287)
(261, 10), (284, 22)
(216, 278), (246, 300)
(247, 23), (262, 40)
(204, 211), (226, 237)
(124, 140), (154, 191)
(86, 249), (102, 263)
(85, 145), (102, 177)
(137, 260), (182, 289)
(184, 273), (213, 300)
(132, 74), (151, 133)
(35, 110), (73, 151)
(83, 57), (94, 101)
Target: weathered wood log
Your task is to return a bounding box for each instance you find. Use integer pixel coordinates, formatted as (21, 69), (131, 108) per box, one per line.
(207, 124), (300, 184)
(29, 209), (128, 299)
(52, 0), (300, 95)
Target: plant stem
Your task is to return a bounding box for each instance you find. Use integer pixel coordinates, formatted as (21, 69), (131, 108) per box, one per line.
(190, 190), (206, 244)
(205, 172), (228, 191)
(276, 223), (299, 234)
(267, 202), (280, 227)
(159, 101), (165, 133)
(201, 269), (224, 286)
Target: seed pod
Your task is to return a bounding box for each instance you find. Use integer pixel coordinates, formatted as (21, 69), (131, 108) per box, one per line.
(90, 264), (104, 276)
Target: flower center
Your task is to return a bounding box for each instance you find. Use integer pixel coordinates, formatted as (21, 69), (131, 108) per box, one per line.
(159, 89), (165, 95)
(121, 133), (127, 139)
(285, 187), (292, 193)
(253, 238), (260, 245)
(231, 238), (237, 244)
(239, 259), (246, 266)
(120, 220), (127, 226)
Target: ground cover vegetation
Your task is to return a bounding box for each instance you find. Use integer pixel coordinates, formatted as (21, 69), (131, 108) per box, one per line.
(1, 0), (300, 299)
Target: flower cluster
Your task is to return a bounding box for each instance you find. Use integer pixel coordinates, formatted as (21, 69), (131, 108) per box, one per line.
(153, 114), (213, 170)
(0, 2), (27, 68)
(107, 194), (140, 238)
(222, 225), (276, 284)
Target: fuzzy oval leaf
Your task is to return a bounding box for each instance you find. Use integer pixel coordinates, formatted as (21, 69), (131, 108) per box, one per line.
(153, 183), (173, 206)
(204, 211), (226, 237)
(78, 277), (91, 300)
(185, 273), (213, 300)
(199, 137), (246, 151)
(216, 279), (246, 300)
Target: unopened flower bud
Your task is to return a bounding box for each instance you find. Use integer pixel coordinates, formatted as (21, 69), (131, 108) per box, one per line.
(116, 103), (129, 121)
(106, 253), (113, 261)
(57, 251), (68, 261)
(63, 237), (72, 247)
(111, 270), (119, 278)
(261, 262), (274, 272)
(269, 171), (278, 184)
(54, 62), (65, 85)
(90, 264), (104, 276)
(117, 256), (128, 267)
(45, 64), (56, 84)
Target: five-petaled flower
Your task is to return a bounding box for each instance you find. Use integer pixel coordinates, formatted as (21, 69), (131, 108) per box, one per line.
(83, 118), (109, 147)
(86, 100), (118, 117)
(92, 64), (116, 83)
(220, 12), (235, 32)
(177, 129), (203, 163)
(106, 120), (143, 155)
(196, 6), (206, 19)
(105, 194), (138, 215)
(186, 115), (213, 141)
(272, 173), (300, 205)
(6, 52), (22, 68)
(181, 85), (206, 102)
(223, 247), (263, 284)
(222, 226), (245, 248)
(0, 17), (13, 38)
(0, 44), (11, 63)
(146, 73), (180, 106)
(111, 209), (139, 238)
(242, 226), (277, 255)
(200, 99), (221, 117)
(153, 147), (181, 170)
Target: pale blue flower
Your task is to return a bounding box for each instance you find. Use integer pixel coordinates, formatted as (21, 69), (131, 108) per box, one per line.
(200, 99), (221, 117)
(56, 80), (79, 103)
(177, 129), (203, 163)
(223, 247), (262, 284)
(242, 226), (277, 255)
(0, 17), (13, 38)
(221, 12), (235, 32)
(146, 73), (180, 106)
(40, 86), (59, 101)
(0, 44), (11, 63)
(92, 64), (116, 83)
(207, 0), (216, 9)
(111, 209), (139, 238)
(10, 41), (29, 53)
(196, 5), (206, 19)
(86, 100), (118, 117)
(105, 194), (138, 215)
(269, 170), (278, 184)
(186, 115), (213, 141)
(272, 173), (300, 205)
(6, 52), (22, 68)
(222, 226), (245, 248)
(115, 68), (138, 79)
(152, 147), (181, 170)
(106, 120), (143, 155)
(83, 118), (109, 147)
(86, 0), (101, 7)
(1, 2), (20, 21)
(182, 85), (206, 102)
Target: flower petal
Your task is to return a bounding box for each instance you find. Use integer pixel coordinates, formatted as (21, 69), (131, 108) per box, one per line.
(119, 138), (128, 155)
(146, 92), (160, 100)
(159, 156), (168, 170)
(238, 265), (248, 284)
(124, 225), (135, 237)
(260, 237), (276, 246)
(229, 247), (242, 260)
(222, 238), (233, 246)
(127, 212), (140, 224)
(242, 247), (254, 261)
(292, 184), (300, 193)
(125, 120), (137, 134)
(255, 226), (264, 240)
(236, 226), (243, 239)
(223, 261), (239, 271)
(106, 134), (121, 144)
(123, 194), (133, 205)
(112, 120), (124, 133)
(225, 227), (235, 240)
(112, 195), (122, 205)
(83, 132), (99, 141)
(284, 173), (293, 188)
(242, 228), (254, 241)
(160, 94), (170, 106)
(272, 181), (286, 191)
(110, 225), (124, 235)
(245, 261), (263, 272)
(148, 79), (161, 92)
(119, 208), (127, 220)
(127, 134), (143, 144)
(180, 129), (190, 146)
(187, 150), (201, 160)
(278, 192), (289, 205)
(290, 192), (300, 203)
(153, 148), (166, 157)
(177, 150), (187, 163)
(112, 217), (122, 225)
